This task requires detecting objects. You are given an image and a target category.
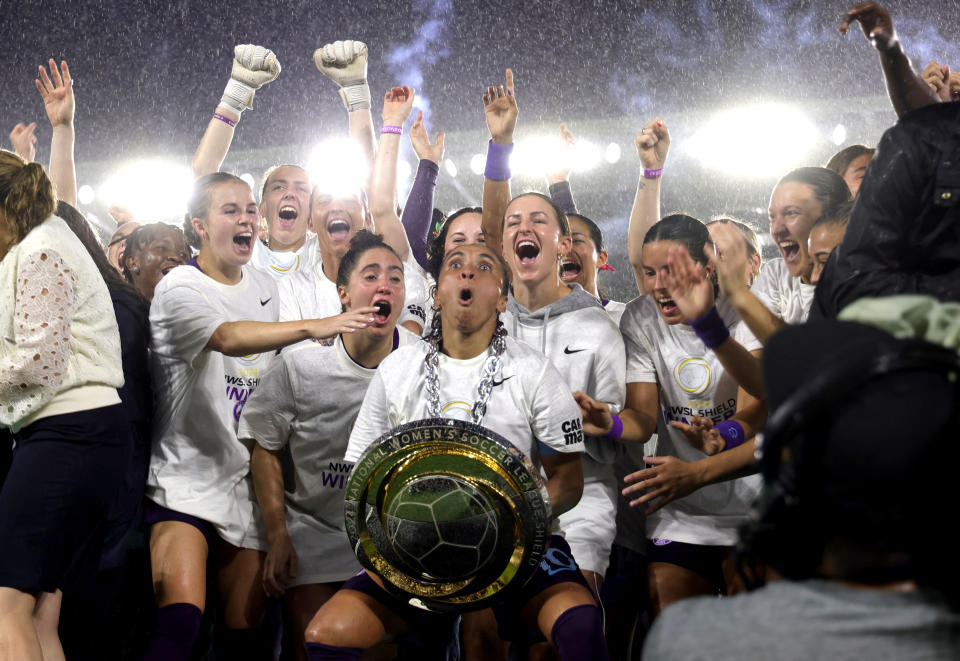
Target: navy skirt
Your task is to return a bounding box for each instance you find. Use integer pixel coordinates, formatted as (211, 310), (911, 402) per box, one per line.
(0, 404), (126, 593)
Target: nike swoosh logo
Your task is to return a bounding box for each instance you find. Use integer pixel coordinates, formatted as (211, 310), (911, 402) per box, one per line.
(492, 375), (514, 387)
(260, 298), (272, 306)
(564, 346), (586, 354)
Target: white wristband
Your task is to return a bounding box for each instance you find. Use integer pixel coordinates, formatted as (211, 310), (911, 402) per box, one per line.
(338, 83), (371, 111)
(221, 78), (256, 114)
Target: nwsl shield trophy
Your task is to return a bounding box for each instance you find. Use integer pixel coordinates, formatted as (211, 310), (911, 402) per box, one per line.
(344, 418), (552, 612)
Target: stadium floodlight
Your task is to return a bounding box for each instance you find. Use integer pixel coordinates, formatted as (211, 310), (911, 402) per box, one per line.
(77, 184), (95, 206)
(444, 158), (458, 178)
(686, 104), (820, 178)
(605, 142), (622, 164)
(831, 124), (847, 146)
(239, 172), (256, 192)
(99, 160), (194, 222)
(470, 153), (486, 176)
(306, 137), (369, 197)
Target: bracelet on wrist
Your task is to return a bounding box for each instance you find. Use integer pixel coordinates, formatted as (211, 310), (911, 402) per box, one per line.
(381, 125), (402, 135)
(213, 112), (237, 128)
(607, 413), (624, 440)
(715, 419), (745, 450)
(643, 168), (664, 179)
(484, 139), (513, 181)
(689, 307), (729, 350)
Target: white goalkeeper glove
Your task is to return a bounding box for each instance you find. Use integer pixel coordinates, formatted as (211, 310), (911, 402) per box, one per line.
(220, 45), (281, 114)
(313, 40), (371, 111)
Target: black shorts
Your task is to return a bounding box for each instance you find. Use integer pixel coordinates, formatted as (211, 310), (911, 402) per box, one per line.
(493, 534), (591, 642)
(647, 538), (728, 593)
(341, 570), (461, 660)
(0, 405), (126, 594)
(142, 499), (219, 551)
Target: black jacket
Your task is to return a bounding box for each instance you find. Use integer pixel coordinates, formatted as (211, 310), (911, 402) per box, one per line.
(812, 102), (960, 319)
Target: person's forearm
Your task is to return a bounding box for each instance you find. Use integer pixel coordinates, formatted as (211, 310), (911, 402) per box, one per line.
(698, 439), (758, 486)
(402, 160), (439, 270)
(192, 107), (238, 178)
(369, 131), (411, 260)
(250, 445), (289, 544)
(713, 338), (765, 399)
(548, 180), (577, 215)
(481, 140), (513, 256)
(349, 108), (377, 192)
(627, 176), (660, 293)
(727, 288), (785, 345)
(48, 124), (76, 207)
(879, 42), (940, 117)
(207, 319), (317, 356)
(618, 407), (658, 445)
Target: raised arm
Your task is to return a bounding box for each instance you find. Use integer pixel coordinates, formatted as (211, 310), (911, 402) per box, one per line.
(36, 59), (76, 206)
(367, 86), (416, 260)
(404, 110), (444, 269)
(575, 380), (660, 445)
(627, 118), (669, 293)
(545, 122), (578, 215)
(9, 122), (37, 163)
(662, 245), (766, 398)
(541, 452), (584, 518)
(314, 40), (376, 190)
(709, 220), (785, 344)
(838, 2), (939, 117)
(192, 45), (280, 178)
(480, 69), (518, 255)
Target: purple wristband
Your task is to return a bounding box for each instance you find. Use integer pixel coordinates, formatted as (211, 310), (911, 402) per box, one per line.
(643, 168), (664, 179)
(484, 140), (513, 181)
(689, 307), (730, 349)
(213, 112), (236, 128)
(608, 413), (624, 440)
(715, 420), (746, 450)
(381, 125), (402, 135)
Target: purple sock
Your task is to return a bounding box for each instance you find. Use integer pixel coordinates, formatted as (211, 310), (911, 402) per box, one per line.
(143, 602), (203, 661)
(551, 604), (609, 661)
(305, 641), (364, 660)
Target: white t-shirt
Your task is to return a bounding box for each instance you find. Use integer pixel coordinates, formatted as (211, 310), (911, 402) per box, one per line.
(249, 234), (318, 282)
(237, 329), (417, 584)
(751, 257), (815, 324)
(620, 295), (763, 546)
(147, 263), (279, 548)
(277, 251), (430, 334)
(602, 299), (627, 326)
(345, 337), (585, 465)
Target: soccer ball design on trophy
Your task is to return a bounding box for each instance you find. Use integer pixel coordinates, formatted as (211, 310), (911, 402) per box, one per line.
(384, 475), (499, 581)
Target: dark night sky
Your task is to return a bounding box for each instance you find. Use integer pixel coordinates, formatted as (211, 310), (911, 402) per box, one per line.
(1, 0), (958, 300)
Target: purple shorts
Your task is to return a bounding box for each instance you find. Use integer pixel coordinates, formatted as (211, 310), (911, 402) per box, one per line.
(142, 499), (219, 551)
(647, 538), (728, 593)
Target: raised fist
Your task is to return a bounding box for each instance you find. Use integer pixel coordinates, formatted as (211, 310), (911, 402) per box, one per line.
(220, 45), (280, 113)
(314, 40), (371, 111)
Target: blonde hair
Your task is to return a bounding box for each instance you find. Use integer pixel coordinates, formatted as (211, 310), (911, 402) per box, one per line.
(0, 150), (56, 242)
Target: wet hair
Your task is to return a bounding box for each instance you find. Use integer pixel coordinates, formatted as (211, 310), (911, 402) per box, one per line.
(643, 213), (714, 268)
(813, 200), (855, 230)
(55, 201), (142, 301)
(0, 149), (56, 243)
(336, 229), (402, 290)
(824, 145), (875, 177)
(504, 192), (571, 237)
(427, 206), (483, 282)
(182, 172), (247, 249)
(707, 216), (761, 260)
(259, 164), (309, 202)
(776, 167), (852, 222)
(121, 222), (189, 283)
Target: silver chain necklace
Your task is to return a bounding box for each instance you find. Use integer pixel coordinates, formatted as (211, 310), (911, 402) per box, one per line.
(425, 323), (507, 425)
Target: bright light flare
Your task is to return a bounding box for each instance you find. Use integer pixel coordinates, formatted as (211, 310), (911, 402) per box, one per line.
(306, 138), (369, 197)
(444, 158), (458, 178)
(240, 172), (256, 192)
(470, 153), (486, 176)
(510, 136), (603, 176)
(605, 142), (622, 164)
(99, 160), (194, 221)
(397, 160), (412, 185)
(686, 104), (820, 178)
(77, 184), (95, 205)
(831, 124), (847, 146)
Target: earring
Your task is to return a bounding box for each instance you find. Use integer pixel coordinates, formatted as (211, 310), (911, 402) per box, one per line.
(132, 265), (140, 274)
